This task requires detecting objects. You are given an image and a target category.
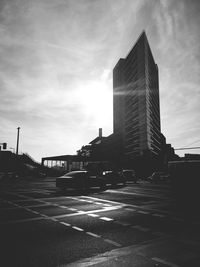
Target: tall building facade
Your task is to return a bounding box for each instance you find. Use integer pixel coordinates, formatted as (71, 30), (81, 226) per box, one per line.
(113, 31), (162, 161)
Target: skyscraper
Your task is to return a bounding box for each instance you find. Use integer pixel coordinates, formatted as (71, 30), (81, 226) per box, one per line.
(113, 31), (162, 161)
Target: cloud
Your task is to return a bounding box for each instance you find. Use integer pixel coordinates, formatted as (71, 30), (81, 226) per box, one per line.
(0, 0), (145, 160)
(149, 0), (200, 155)
(1, 0), (200, 160)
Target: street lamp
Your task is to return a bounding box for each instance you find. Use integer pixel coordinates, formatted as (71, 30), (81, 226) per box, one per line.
(16, 127), (20, 155)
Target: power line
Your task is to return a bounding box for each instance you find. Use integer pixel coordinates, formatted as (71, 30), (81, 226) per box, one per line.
(175, 146), (200, 151)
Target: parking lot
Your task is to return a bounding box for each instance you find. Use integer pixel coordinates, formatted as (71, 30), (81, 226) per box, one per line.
(1, 178), (200, 266)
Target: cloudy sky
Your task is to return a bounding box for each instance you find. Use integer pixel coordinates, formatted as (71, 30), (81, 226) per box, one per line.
(0, 0), (200, 162)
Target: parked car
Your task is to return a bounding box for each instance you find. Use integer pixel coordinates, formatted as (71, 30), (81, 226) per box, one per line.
(120, 169), (137, 183)
(102, 170), (126, 186)
(56, 170), (106, 191)
(147, 172), (170, 183)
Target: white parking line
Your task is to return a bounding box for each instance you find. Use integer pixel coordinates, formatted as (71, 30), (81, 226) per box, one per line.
(81, 196), (126, 207)
(125, 208), (136, 211)
(116, 222), (131, 227)
(25, 203), (50, 208)
(86, 232), (101, 238)
(100, 217), (113, 221)
(33, 205), (123, 220)
(152, 257), (179, 267)
(0, 217), (48, 224)
(108, 189), (170, 200)
(51, 218), (58, 222)
(40, 214), (48, 218)
(60, 222), (71, 227)
(72, 226), (84, 232)
(68, 197), (79, 201)
(31, 211), (40, 215)
(82, 200), (93, 203)
(24, 208), (32, 211)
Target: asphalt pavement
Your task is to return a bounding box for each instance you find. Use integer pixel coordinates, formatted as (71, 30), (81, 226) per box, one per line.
(1, 178), (200, 266)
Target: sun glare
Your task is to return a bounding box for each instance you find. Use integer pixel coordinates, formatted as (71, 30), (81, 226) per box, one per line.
(77, 81), (113, 130)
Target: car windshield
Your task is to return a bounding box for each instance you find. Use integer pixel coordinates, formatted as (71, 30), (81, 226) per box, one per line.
(63, 171), (86, 177)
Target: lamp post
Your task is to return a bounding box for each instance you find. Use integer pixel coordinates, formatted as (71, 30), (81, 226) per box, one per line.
(16, 127), (20, 156)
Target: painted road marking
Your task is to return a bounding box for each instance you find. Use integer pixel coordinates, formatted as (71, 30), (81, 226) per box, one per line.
(52, 205), (123, 219)
(51, 218), (58, 222)
(81, 195), (169, 217)
(40, 214), (48, 218)
(25, 208), (32, 212)
(81, 196), (127, 207)
(68, 208), (77, 211)
(152, 257), (179, 267)
(31, 211), (40, 215)
(0, 217), (48, 224)
(104, 239), (121, 247)
(13, 203), (21, 207)
(82, 200), (93, 203)
(68, 197), (79, 201)
(16, 192), (172, 218)
(60, 222), (71, 227)
(108, 189), (170, 200)
(86, 232), (101, 238)
(125, 208), (136, 211)
(53, 212), (84, 219)
(72, 226), (84, 232)
(100, 217), (113, 221)
(24, 203), (50, 208)
(0, 199), (50, 224)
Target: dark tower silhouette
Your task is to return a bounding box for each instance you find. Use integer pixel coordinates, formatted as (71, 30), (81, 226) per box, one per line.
(113, 31), (162, 163)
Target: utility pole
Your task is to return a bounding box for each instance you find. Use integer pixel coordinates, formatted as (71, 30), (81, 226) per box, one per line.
(16, 127), (20, 156)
